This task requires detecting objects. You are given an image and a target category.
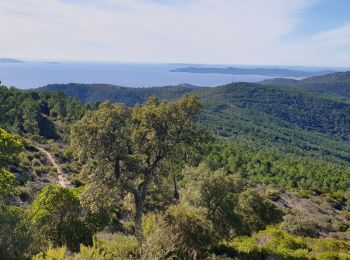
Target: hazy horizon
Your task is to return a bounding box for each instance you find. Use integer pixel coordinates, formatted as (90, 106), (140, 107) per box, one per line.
(2, 58), (349, 71)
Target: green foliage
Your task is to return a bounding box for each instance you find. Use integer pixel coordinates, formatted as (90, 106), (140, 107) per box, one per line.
(29, 185), (103, 251)
(181, 164), (283, 238)
(71, 96), (203, 242)
(308, 238), (350, 259)
(181, 164), (243, 238)
(236, 190), (283, 234)
(194, 140), (350, 193)
(281, 214), (319, 237)
(73, 234), (139, 260)
(0, 127), (23, 167)
(40, 82), (350, 166)
(4, 80), (350, 259)
(226, 226), (350, 259)
(0, 169), (18, 202)
(32, 246), (67, 260)
(142, 208), (216, 259)
(0, 86), (88, 140)
(40, 83), (350, 194)
(165, 206), (216, 252)
(262, 71), (350, 99)
(35, 234), (139, 260)
(0, 205), (32, 259)
(227, 226), (309, 258)
(141, 213), (179, 259)
(0, 128), (31, 259)
(39, 83), (195, 105)
(0, 128), (23, 202)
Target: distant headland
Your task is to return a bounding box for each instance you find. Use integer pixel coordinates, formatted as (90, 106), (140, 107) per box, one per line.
(0, 58), (25, 63)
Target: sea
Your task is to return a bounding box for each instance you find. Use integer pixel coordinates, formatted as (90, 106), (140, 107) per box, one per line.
(0, 62), (275, 89)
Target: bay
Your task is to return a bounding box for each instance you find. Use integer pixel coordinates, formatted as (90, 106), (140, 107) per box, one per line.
(0, 62), (273, 89)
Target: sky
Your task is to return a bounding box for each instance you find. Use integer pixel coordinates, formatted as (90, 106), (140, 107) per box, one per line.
(0, 0), (350, 67)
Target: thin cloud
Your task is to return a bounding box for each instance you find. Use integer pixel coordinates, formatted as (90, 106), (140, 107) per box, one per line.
(308, 23), (350, 46)
(2, 0), (348, 66)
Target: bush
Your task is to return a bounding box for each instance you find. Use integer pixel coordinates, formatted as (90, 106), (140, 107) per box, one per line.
(33, 246), (67, 260)
(225, 226), (350, 259)
(281, 214), (319, 237)
(308, 238), (350, 259)
(264, 187), (282, 202)
(74, 233), (139, 260)
(0, 205), (32, 259)
(181, 164), (244, 238)
(228, 226), (309, 259)
(141, 206), (217, 259)
(29, 185), (92, 251)
(163, 205), (217, 259)
(236, 190), (283, 234)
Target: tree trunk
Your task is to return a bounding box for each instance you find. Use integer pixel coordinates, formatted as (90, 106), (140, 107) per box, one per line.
(133, 172), (152, 244)
(134, 194), (145, 243)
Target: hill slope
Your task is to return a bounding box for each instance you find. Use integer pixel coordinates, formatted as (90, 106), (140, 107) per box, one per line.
(38, 83), (350, 165)
(261, 71), (350, 98)
(38, 83), (195, 106)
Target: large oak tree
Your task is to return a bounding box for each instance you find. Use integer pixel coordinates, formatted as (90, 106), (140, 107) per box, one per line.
(71, 96), (202, 241)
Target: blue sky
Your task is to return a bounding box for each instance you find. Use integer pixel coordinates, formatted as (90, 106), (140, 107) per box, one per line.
(0, 0), (349, 67)
(284, 0), (350, 38)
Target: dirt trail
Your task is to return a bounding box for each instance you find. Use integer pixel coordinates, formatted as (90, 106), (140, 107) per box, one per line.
(33, 144), (71, 187)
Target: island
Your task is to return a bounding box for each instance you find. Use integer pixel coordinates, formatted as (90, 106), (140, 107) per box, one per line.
(170, 66), (335, 77)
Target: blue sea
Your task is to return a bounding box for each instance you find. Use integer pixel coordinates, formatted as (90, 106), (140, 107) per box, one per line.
(0, 62), (274, 89)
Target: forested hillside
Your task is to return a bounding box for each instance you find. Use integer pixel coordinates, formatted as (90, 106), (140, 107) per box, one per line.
(261, 71), (350, 98)
(38, 83), (195, 105)
(0, 86), (89, 140)
(1, 84), (350, 259)
(40, 81), (350, 164)
(196, 83), (350, 164)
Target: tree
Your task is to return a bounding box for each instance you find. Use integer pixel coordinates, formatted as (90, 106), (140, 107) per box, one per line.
(0, 127), (23, 168)
(29, 185), (93, 251)
(236, 189), (283, 234)
(163, 205), (216, 259)
(0, 169), (18, 202)
(280, 214), (318, 237)
(142, 205), (217, 259)
(0, 128), (22, 202)
(181, 164), (244, 238)
(71, 96), (202, 242)
(0, 205), (32, 259)
(0, 128), (31, 259)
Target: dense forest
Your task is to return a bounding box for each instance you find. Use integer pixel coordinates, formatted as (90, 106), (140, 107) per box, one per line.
(1, 74), (350, 259)
(40, 77), (350, 164)
(260, 71), (350, 99)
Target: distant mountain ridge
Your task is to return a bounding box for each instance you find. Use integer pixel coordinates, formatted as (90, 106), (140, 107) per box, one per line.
(260, 71), (350, 98)
(38, 83), (197, 106)
(170, 66), (335, 77)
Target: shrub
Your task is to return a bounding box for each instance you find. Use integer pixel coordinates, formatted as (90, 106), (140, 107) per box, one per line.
(308, 238), (350, 259)
(225, 226), (350, 259)
(228, 226), (309, 259)
(136, 207), (217, 259)
(280, 214), (319, 237)
(0, 205), (32, 259)
(164, 205), (217, 258)
(236, 190), (283, 234)
(32, 246), (67, 260)
(29, 185), (92, 251)
(74, 233), (139, 260)
(181, 164), (244, 238)
(142, 213), (179, 259)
